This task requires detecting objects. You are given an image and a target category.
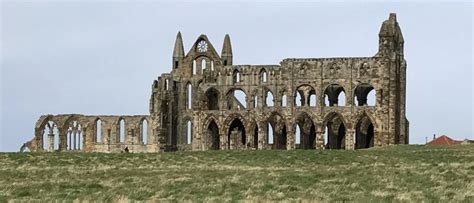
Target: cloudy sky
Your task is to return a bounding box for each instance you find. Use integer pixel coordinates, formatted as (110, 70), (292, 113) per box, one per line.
(1, 1), (472, 151)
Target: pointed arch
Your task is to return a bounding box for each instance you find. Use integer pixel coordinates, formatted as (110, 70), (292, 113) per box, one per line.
(95, 118), (102, 143)
(227, 118), (246, 149)
(267, 112), (287, 149)
(295, 112), (316, 149)
(119, 118), (125, 143)
(355, 113), (375, 149)
(232, 69), (240, 83)
(192, 60), (197, 75)
(259, 68), (268, 83)
(323, 112), (348, 149)
(201, 58), (207, 74)
(207, 119), (220, 150)
(265, 89), (274, 107)
(141, 118), (148, 144)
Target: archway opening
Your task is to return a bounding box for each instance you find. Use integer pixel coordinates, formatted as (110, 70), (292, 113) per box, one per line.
(324, 113), (346, 149)
(227, 118), (246, 149)
(96, 119), (102, 143)
(354, 84), (376, 106)
(296, 112), (316, 149)
(141, 119), (148, 144)
(355, 116), (374, 149)
(119, 118), (125, 143)
(265, 90), (274, 107)
(42, 120), (58, 151)
(324, 84), (346, 106)
(207, 120), (219, 150)
(268, 113), (287, 150)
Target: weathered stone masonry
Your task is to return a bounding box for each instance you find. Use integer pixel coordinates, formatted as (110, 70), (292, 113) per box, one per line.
(24, 13), (408, 152)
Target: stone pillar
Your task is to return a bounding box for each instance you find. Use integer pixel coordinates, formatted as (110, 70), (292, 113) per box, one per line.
(219, 131), (227, 150)
(258, 125), (267, 150)
(48, 133), (54, 152)
(73, 132), (77, 150)
(286, 127), (295, 150)
(316, 131), (324, 149)
(345, 129), (355, 150)
(68, 133), (71, 150)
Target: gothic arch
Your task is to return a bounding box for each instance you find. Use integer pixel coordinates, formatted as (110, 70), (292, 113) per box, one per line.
(266, 112), (287, 149)
(295, 111), (316, 149)
(354, 113), (375, 149)
(322, 112), (348, 149)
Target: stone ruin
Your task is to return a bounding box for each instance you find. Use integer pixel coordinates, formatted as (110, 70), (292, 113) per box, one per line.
(23, 13), (408, 152)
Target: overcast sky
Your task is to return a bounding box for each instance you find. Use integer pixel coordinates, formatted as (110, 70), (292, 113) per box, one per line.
(1, 1), (473, 151)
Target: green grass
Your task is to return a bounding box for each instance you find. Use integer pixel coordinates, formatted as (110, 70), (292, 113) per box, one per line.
(0, 145), (473, 202)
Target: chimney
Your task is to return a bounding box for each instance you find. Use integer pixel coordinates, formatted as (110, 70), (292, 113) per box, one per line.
(433, 134), (436, 140)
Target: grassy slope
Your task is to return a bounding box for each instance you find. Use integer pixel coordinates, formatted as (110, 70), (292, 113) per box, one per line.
(0, 145), (473, 202)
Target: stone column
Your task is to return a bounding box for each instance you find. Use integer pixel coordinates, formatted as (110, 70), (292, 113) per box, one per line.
(345, 129), (355, 150)
(316, 131), (324, 150)
(258, 124), (268, 150)
(286, 128), (295, 150)
(219, 131), (227, 150)
(68, 132), (71, 150)
(73, 132), (77, 150)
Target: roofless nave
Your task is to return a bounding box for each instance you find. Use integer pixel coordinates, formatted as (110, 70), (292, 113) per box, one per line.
(23, 13), (409, 152)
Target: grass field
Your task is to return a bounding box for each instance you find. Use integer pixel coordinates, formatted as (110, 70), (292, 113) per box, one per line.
(0, 145), (473, 202)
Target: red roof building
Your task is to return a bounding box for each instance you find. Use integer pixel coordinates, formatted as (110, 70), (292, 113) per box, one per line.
(427, 135), (463, 146)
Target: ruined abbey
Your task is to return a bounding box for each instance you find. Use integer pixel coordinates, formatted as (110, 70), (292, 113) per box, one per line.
(24, 13), (408, 152)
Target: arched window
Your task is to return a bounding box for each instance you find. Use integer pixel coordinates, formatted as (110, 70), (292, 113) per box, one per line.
(141, 119), (148, 144)
(233, 70), (240, 83)
(324, 84), (345, 106)
(254, 95), (258, 108)
(267, 123), (273, 144)
(119, 118), (125, 143)
(187, 83), (192, 109)
(295, 125), (301, 144)
(281, 94), (287, 107)
(260, 69), (267, 83)
(201, 59), (207, 74)
(164, 79), (169, 90)
(354, 84), (376, 106)
(186, 121), (192, 144)
(192, 60), (197, 75)
(265, 91), (274, 107)
(295, 91), (304, 106)
(96, 119), (102, 143)
(211, 61), (214, 71)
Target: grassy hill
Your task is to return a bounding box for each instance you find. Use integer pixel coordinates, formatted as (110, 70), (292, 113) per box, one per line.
(0, 145), (473, 202)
